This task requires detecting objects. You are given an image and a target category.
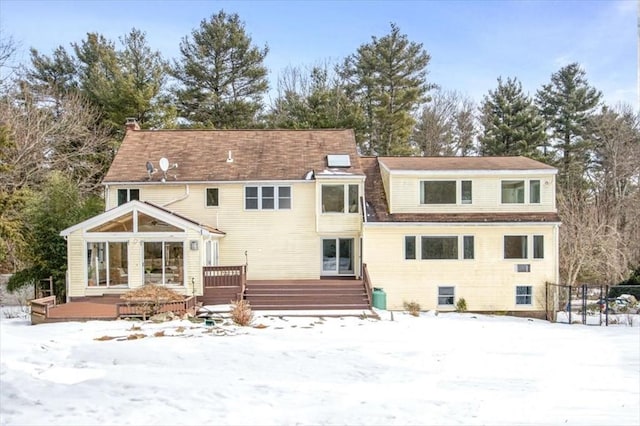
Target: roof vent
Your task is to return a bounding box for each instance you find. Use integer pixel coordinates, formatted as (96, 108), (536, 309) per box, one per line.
(226, 150), (234, 163)
(327, 154), (350, 168)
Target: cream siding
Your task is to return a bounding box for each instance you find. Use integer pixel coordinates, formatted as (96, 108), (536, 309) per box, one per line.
(363, 223), (558, 312)
(116, 182), (326, 280)
(386, 172), (556, 214)
(66, 230), (85, 298)
(315, 179), (364, 234)
(65, 219), (206, 298)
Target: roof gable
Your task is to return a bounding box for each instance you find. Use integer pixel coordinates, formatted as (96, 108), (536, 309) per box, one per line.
(60, 200), (223, 236)
(104, 129), (363, 183)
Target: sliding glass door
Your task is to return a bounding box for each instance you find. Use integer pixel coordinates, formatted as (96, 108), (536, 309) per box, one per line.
(322, 238), (354, 275)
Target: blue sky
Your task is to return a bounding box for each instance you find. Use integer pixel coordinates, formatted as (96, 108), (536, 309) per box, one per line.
(1, 0), (637, 108)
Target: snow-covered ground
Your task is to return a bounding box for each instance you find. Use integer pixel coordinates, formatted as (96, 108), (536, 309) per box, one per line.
(1, 309), (638, 426)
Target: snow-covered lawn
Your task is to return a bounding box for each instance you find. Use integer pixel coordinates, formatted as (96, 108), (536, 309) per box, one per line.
(1, 310), (638, 426)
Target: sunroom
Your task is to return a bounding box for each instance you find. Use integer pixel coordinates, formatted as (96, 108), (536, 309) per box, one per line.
(60, 201), (224, 300)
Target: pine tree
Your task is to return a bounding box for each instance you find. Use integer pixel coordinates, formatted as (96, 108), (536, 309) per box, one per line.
(479, 77), (546, 158)
(171, 10), (269, 128)
(535, 63), (602, 186)
(340, 23), (433, 155)
(24, 46), (78, 114)
(71, 30), (169, 135)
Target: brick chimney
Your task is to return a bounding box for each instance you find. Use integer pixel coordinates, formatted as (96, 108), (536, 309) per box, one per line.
(125, 117), (140, 132)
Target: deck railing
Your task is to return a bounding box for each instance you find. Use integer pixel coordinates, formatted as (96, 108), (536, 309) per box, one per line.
(362, 263), (373, 307)
(116, 295), (196, 319)
(203, 266), (246, 288)
(30, 296), (57, 323)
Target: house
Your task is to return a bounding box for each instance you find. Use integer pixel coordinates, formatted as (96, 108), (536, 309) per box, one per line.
(60, 126), (560, 316)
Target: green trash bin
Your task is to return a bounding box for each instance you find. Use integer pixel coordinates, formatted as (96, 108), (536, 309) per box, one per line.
(372, 287), (387, 310)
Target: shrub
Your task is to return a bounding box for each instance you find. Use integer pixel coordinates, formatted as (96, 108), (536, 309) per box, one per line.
(455, 298), (467, 312)
(403, 301), (421, 317)
(231, 299), (253, 326)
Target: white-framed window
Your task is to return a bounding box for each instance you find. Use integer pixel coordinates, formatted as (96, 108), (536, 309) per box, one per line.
(516, 285), (532, 305)
(504, 235), (544, 260)
(420, 180), (472, 205)
(245, 186), (292, 210)
(143, 241), (184, 286)
(438, 286), (455, 306)
(405, 236), (416, 260)
(461, 180), (473, 204)
(321, 184), (359, 213)
(529, 180), (541, 203)
(117, 188), (139, 206)
(463, 235), (474, 259)
(205, 240), (219, 266)
(206, 188), (219, 207)
(86, 241), (129, 287)
(533, 235), (544, 259)
(407, 235), (475, 260)
(422, 236), (458, 259)
(501, 179), (541, 204)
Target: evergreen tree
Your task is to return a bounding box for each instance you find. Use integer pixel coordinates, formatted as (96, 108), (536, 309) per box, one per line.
(24, 46), (78, 114)
(172, 10), (269, 128)
(478, 77), (546, 158)
(117, 29), (170, 129)
(340, 23), (433, 155)
(71, 30), (169, 135)
(535, 63), (602, 186)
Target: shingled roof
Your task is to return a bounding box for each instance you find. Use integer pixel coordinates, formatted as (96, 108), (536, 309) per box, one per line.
(103, 129), (362, 183)
(379, 156), (557, 172)
(361, 157), (560, 224)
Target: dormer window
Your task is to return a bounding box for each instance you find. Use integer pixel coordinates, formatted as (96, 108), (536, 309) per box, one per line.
(501, 179), (541, 204)
(420, 180), (472, 205)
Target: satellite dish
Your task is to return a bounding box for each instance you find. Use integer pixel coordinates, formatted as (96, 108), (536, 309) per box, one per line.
(146, 161), (154, 173)
(159, 157), (169, 172)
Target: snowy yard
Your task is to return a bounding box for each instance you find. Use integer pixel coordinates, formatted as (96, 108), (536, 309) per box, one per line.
(1, 309), (638, 426)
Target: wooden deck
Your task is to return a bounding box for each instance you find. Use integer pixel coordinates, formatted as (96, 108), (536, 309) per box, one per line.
(29, 265), (375, 323)
(30, 295), (196, 324)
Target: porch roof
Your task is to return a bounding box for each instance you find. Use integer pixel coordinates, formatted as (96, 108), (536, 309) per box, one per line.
(60, 200), (225, 237)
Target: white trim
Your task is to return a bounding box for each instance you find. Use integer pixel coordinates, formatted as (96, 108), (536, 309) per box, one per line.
(314, 174), (366, 181)
(103, 179), (319, 186)
(243, 184), (293, 211)
(364, 221), (560, 228)
(384, 169), (557, 177)
(60, 200), (217, 237)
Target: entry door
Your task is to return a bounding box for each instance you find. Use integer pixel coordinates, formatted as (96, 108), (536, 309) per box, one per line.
(322, 238), (354, 275)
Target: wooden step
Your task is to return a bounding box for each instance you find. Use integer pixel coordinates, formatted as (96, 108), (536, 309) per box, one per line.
(248, 303), (371, 310)
(246, 296), (368, 305)
(244, 287), (366, 295)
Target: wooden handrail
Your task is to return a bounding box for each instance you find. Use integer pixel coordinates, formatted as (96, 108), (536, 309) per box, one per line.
(203, 265), (245, 288)
(362, 263), (373, 306)
(30, 296), (57, 322)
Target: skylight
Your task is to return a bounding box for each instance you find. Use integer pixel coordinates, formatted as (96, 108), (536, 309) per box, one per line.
(327, 154), (351, 168)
